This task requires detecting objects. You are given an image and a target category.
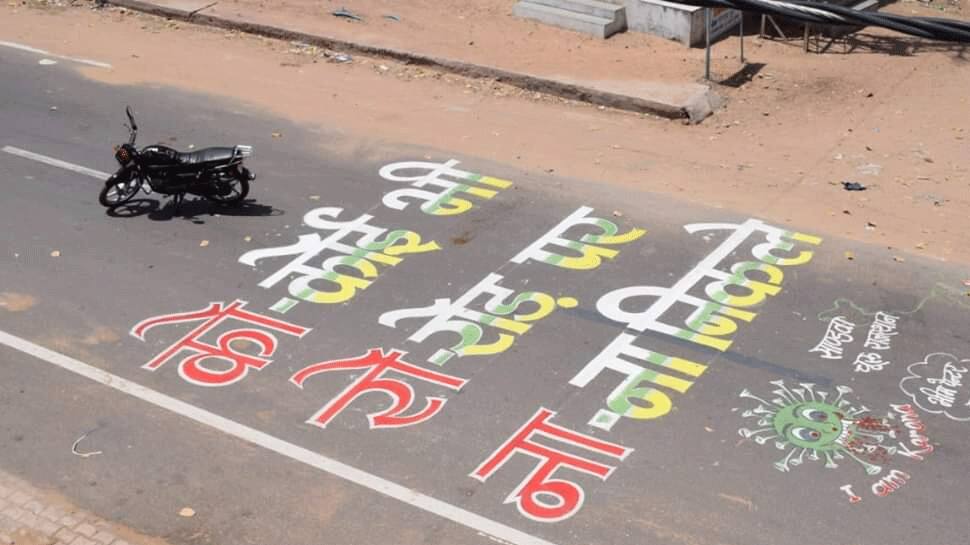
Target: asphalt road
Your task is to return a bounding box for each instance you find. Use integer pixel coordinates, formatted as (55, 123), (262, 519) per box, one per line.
(2, 45), (969, 545)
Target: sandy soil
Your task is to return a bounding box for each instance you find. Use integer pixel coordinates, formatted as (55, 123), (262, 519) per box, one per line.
(3, 0), (970, 267)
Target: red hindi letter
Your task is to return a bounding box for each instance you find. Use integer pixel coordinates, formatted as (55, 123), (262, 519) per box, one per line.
(471, 408), (632, 523)
(291, 348), (467, 429)
(131, 300), (309, 386)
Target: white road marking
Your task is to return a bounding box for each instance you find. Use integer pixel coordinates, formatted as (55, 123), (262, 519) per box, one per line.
(0, 40), (112, 69)
(0, 329), (559, 545)
(2, 146), (111, 180)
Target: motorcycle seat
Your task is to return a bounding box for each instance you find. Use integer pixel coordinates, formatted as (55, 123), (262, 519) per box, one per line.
(177, 147), (236, 165)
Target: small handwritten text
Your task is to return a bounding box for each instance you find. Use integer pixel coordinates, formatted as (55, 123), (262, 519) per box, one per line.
(810, 316), (856, 360)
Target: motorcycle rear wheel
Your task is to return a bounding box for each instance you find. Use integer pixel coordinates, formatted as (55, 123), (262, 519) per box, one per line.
(206, 175), (249, 205)
(99, 172), (140, 207)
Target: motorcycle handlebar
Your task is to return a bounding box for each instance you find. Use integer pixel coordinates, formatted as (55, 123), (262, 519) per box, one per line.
(125, 106), (138, 145)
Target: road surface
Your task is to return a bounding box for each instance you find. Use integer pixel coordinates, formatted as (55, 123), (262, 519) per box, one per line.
(1, 42), (969, 545)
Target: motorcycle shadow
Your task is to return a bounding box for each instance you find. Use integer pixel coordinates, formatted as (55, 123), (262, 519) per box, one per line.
(106, 197), (282, 224)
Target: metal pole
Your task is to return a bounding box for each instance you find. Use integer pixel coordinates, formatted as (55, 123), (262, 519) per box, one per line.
(740, 13), (745, 63)
(705, 8), (712, 81)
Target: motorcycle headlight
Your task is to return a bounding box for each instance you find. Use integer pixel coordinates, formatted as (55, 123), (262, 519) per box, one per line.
(115, 146), (131, 165)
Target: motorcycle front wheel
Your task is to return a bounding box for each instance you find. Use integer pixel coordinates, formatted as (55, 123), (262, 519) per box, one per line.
(206, 174), (249, 205)
(98, 170), (140, 207)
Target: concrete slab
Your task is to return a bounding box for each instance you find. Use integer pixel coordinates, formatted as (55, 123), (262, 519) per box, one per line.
(513, 1), (624, 38)
(546, 77), (724, 123)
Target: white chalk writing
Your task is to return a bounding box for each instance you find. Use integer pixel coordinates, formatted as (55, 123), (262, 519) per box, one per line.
(900, 353), (970, 422)
(809, 316), (856, 360)
(871, 469), (910, 497)
(920, 362), (967, 408)
(891, 404), (934, 461)
(853, 352), (890, 373)
(863, 311), (899, 351)
(839, 484), (862, 504)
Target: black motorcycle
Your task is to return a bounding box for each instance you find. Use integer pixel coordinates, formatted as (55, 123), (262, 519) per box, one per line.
(99, 107), (255, 208)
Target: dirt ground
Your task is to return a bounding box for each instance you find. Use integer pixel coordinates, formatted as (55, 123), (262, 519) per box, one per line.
(3, 0), (970, 266)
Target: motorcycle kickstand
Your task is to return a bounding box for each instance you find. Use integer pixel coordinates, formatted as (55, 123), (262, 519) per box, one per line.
(172, 192), (185, 214)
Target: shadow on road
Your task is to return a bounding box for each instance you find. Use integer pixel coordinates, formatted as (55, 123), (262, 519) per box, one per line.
(843, 33), (970, 59)
(718, 62), (767, 88)
(106, 198), (283, 224)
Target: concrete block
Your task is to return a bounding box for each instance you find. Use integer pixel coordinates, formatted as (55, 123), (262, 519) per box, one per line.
(513, 2), (625, 38)
(16, 512), (38, 527)
(54, 528), (78, 543)
(41, 506), (66, 522)
(75, 523), (97, 537)
(0, 509), (24, 523)
(36, 520), (60, 537)
(619, 0), (741, 46)
(7, 492), (31, 507)
(529, 0), (625, 22)
(23, 501), (44, 516)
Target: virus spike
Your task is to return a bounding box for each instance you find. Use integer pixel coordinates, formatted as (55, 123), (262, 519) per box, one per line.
(792, 388), (807, 402)
(841, 448), (883, 475)
(833, 385), (853, 406)
(739, 427), (774, 439)
(739, 389), (774, 407)
(754, 434), (778, 445)
(800, 383), (818, 401)
(771, 398), (786, 407)
(752, 406), (778, 420)
(771, 381), (799, 405)
(848, 405), (870, 417)
(817, 391), (828, 402)
(774, 441), (787, 450)
(807, 449), (820, 461)
(823, 452), (838, 469)
(854, 430), (886, 443)
(741, 405), (777, 416)
(791, 448), (807, 466)
(752, 404), (773, 414)
(774, 448), (798, 472)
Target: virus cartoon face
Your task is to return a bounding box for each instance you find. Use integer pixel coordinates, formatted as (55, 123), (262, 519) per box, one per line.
(772, 401), (851, 451)
(736, 381), (894, 475)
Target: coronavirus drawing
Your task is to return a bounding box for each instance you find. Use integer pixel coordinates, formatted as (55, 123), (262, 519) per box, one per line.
(736, 381), (896, 475)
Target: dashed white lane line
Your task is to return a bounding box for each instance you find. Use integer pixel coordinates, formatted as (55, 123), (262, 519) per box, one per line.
(0, 40), (112, 69)
(2, 146), (111, 180)
(0, 329), (559, 545)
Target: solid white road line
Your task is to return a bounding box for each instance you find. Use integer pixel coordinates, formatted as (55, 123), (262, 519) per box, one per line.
(0, 40), (112, 69)
(0, 329), (559, 545)
(2, 146), (111, 180)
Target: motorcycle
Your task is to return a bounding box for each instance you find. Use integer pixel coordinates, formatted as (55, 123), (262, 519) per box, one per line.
(99, 106), (255, 209)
